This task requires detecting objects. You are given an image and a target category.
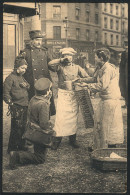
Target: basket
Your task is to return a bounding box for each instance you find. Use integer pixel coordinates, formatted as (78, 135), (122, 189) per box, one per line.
(91, 148), (127, 171)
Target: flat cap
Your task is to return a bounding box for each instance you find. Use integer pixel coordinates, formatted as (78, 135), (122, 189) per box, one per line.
(14, 56), (28, 69)
(34, 78), (52, 91)
(60, 47), (77, 55)
(62, 50), (75, 55)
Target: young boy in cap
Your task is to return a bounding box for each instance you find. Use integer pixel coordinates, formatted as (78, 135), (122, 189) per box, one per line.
(3, 56), (29, 153)
(9, 78), (54, 170)
(48, 47), (89, 149)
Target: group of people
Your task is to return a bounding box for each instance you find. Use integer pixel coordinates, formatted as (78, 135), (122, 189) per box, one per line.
(3, 22), (126, 170)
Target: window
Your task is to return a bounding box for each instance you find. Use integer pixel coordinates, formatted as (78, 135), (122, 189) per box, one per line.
(20, 23), (23, 50)
(75, 8), (80, 20)
(86, 11), (90, 22)
(110, 19), (113, 29)
(122, 7), (124, 17)
(110, 3), (113, 14)
(95, 3), (98, 8)
(86, 29), (90, 41)
(53, 26), (61, 39)
(116, 20), (119, 31)
(122, 21), (125, 33)
(104, 3), (107, 12)
(116, 5), (119, 15)
(53, 6), (61, 19)
(104, 17), (107, 28)
(95, 13), (99, 24)
(116, 35), (119, 45)
(76, 28), (80, 40)
(111, 34), (113, 45)
(95, 31), (98, 41)
(104, 33), (107, 44)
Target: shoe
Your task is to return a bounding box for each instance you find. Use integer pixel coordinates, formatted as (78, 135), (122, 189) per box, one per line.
(51, 142), (61, 150)
(121, 105), (127, 108)
(108, 144), (116, 148)
(9, 151), (19, 170)
(69, 142), (80, 148)
(18, 146), (28, 151)
(88, 146), (93, 152)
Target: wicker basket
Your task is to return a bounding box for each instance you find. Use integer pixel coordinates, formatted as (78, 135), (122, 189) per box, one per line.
(91, 148), (127, 171)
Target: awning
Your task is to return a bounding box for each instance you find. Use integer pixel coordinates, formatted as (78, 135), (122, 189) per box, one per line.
(109, 47), (125, 52)
(3, 3), (39, 17)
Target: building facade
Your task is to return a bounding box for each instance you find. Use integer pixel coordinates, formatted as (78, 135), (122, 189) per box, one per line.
(24, 3), (102, 65)
(3, 2), (40, 79)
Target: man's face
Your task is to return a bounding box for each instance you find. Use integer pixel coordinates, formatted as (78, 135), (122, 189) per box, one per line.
(64, 54), (73, 63)
(32, 38), (43, 48)
(95, 54), (103, 67)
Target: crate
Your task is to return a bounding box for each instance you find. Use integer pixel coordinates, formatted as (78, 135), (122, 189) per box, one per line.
(91, 148), (127, 171)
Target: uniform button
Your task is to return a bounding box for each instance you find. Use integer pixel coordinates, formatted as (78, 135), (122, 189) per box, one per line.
(41, 59), (43, 61)
(32, 59), (34, 61)
(35, 79), (37, 81)
(42, 69), (44, 70)
(32, 50), (33, 52)
(34, 69), (36, 71)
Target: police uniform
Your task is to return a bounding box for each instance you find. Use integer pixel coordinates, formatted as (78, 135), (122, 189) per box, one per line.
(20, 16), (56, 116)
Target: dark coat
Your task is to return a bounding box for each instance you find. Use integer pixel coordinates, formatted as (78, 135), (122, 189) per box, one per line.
(119, 50), (128, 102)
(3, 71), (29, 106)
(28, 95), (51, 131)
(20, 44), (56, 115)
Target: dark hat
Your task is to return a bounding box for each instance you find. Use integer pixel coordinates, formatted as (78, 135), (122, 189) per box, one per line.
(29, 30), (46, 39)
(14, 56), (28, 69)
(34, 78), (52, 91)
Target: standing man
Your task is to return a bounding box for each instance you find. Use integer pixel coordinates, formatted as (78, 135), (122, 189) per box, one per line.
(119, 38), (128, 107)
(48, 47), (89, 149)
(20, 15), (56, 116)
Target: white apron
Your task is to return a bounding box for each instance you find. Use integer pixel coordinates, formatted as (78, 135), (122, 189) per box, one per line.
(92, 99), (124, 149)
(54, 89), (79, 137)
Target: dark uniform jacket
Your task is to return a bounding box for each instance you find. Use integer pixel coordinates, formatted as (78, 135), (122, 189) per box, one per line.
(20, 44), (56, 115)
(27, 95), (52, 131)
(3, 71), (29, 106)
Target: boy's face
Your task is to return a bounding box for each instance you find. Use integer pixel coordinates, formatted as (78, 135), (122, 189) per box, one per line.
(17, 65), (27, 75)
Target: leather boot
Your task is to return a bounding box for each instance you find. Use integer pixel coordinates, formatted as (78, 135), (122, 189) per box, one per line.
(9, 151), (20, 170)
(108, 144), (116, 148)
(51, 137), (62, 150)
(69, 134), (80, 148)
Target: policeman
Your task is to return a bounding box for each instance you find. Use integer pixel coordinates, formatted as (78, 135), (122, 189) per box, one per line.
(20, 15), (56, 116)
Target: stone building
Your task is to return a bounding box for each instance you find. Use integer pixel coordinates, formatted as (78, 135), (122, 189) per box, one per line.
(101, 3), (128, 65)
(24, 3), (102, 65)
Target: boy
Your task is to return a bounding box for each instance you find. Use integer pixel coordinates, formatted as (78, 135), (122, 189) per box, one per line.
(9, 78), (54, 169)
(3, 56), (29, 153)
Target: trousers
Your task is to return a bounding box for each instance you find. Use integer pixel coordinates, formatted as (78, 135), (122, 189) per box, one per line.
(19, 144), (47, 165)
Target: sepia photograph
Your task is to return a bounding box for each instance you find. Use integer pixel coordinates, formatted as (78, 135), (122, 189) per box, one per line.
(2, 2), (128, 193)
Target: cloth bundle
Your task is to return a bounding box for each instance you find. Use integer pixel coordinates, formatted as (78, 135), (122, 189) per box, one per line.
(74, 84), (94, 128)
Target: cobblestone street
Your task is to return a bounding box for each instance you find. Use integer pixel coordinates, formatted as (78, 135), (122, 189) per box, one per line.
(2, 92), (127, 193)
